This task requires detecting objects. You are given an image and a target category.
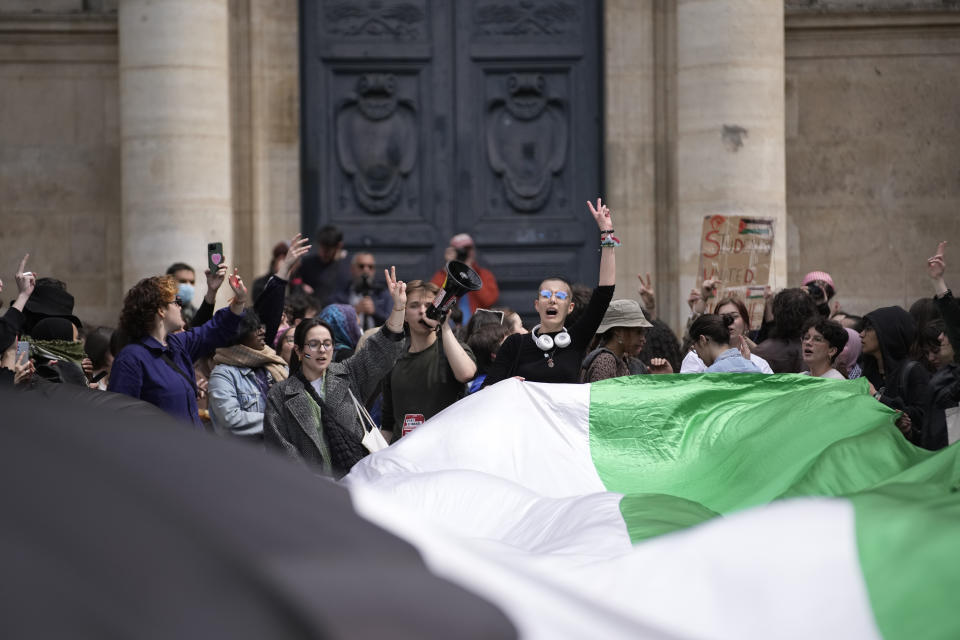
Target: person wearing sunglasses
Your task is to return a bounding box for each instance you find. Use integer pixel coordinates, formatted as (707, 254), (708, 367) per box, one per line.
(264, 266), (408, 477)
(483, 198), (617, 386)
(109, 269), (249, 426)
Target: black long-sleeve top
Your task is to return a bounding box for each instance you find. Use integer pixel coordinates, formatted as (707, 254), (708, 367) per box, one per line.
(934, 290), (960, 365)
(483, 285), (614, 386)
(0, 306), (25, 354)
(189, 275), (286, 349)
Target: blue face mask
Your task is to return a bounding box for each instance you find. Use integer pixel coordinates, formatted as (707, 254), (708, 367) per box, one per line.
(177, 282), (195, 306)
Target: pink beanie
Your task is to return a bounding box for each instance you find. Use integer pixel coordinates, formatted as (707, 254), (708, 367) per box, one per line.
(802, 270), (835, 289)
(837, 328), (861, 373)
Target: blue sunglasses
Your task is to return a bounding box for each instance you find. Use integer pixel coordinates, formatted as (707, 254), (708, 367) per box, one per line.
(540, 290), (569, 301)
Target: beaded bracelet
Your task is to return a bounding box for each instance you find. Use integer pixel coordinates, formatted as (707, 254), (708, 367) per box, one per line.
(600, 228), (615, 236)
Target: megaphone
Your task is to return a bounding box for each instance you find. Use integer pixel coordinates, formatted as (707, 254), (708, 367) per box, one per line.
(427, 260), (483, 321)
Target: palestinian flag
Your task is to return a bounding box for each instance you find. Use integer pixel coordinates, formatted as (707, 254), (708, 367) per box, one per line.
(347, 375), (960, 640)
(738, 217), (774, 235)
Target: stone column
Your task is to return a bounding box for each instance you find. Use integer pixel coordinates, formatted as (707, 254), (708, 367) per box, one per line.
(119, 0), (233, 289)
(604, 1), (656, 305)
(671, 0), (787, 328)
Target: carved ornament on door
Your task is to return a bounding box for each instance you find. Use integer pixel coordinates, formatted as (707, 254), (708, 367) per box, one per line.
(486, 73), (567, 213)
(336, 73), (418, 214)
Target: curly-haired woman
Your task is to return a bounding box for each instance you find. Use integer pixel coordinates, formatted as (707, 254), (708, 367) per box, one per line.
(109, 269), (248, 426)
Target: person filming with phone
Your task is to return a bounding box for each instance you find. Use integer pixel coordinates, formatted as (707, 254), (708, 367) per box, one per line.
(109, 267), (249, 426)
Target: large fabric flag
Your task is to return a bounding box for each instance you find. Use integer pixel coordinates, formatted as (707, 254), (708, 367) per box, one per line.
(346, 375), (960, 640)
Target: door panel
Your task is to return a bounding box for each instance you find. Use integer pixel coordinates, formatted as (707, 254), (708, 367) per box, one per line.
(301, 0), (602, 321)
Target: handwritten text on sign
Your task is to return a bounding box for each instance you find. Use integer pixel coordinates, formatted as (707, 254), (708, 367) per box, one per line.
(697, 215), (775, 329)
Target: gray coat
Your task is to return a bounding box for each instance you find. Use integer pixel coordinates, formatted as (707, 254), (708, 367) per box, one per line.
(264, 327), (403, 473)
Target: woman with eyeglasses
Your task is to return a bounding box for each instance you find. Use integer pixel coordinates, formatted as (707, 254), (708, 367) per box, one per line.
(798, 318), (848, 379)
(109, 269), (249, 425)
(264, 267), (407, 477)
(483, 198), (617, 386)
(207, 310), (289, 440)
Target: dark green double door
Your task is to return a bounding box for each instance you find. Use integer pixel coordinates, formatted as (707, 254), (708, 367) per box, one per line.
(300, 0), (603, 318)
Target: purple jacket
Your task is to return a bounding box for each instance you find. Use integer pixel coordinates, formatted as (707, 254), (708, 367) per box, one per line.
(109, 307), (243, 426)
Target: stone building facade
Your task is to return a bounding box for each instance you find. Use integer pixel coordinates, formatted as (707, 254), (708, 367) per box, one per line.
(1, 0), (958, 331)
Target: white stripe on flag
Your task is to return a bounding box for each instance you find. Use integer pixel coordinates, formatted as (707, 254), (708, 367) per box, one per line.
(352, 487), (882, 640)
(350, 379), (604, 498)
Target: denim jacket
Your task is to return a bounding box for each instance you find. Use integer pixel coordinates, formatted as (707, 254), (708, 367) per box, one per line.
(706, 348), (761, 373)
(208, 364), (269, 437)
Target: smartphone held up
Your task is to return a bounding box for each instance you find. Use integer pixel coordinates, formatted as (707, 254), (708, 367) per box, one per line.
(207, 242), (224, 274)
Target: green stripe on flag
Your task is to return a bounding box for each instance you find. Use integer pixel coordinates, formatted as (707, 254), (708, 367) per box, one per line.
(618, 493), (719, 541)
(851, 470), (960, 640)
(587, 374), (921, 542)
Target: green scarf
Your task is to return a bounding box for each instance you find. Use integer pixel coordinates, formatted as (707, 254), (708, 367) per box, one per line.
(25, 337), (87, 364)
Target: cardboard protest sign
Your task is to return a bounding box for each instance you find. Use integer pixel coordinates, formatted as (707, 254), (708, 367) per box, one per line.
(697, 216), (775, 330)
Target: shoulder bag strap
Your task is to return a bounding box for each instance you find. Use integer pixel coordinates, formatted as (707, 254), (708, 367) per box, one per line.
(348, 387), (376, 434)
(160, 351), (199, 396)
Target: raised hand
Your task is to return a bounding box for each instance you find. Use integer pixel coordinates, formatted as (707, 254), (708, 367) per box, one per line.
(701, 278), (721, 301)
(763, 285), (775, 322)
(11, 254), (37, 311)
(15, 253), (36, 294)
(590, 198), (617, 286)
(737, 335), (752, 360)
(926, 241), (949, 296)
(385, 266), (407, 309)
(204, 264), (228, 304)
(384, 266), (407, 332)
(227, 267), (248, 305)
(927, 241), (947, 281)
(587, 197), (613, 231)
(637, 272), (655, 309)
(277, 233), (312, 281)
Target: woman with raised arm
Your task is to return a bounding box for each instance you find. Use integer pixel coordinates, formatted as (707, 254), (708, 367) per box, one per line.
(109, 268), (249, 426)
(264, 266), (407, 477)
(927, 240), (959, 447)
(483, 198), (617, 386)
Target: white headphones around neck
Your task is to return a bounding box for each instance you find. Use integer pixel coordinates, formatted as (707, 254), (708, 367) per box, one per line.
(531, 324), (571, 351)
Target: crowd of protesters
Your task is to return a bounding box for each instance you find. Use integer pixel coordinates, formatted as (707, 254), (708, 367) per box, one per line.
(2, 203), (958, 476)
